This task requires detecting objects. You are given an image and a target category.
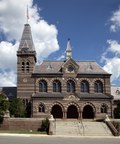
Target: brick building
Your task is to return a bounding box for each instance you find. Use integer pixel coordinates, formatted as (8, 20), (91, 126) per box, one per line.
(17, 23), (113, 119)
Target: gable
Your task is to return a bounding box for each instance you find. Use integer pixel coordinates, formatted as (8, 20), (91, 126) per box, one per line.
(63, 94), (80, 101)
(62, 58), (79, 74)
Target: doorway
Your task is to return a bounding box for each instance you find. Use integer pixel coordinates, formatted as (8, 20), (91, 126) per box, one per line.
(67, 105), (78, 118)
(82, 105), (94, 119)
(51, 105), (63, 118)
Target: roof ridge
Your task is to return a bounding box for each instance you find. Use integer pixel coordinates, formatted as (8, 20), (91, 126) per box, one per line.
(43, 60), (64, 62)
(76, 60), (96, 62)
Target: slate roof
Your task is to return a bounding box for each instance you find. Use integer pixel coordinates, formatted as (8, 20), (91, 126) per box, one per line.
(0, 87), (17, 100)
(33, 60), (110, 75)
(18, 24), (35, 51)
(32, 92), (113, 99)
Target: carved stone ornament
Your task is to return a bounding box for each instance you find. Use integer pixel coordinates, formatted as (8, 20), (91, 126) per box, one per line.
(23, 78), (27, 83)
(63, 95), (79, 101)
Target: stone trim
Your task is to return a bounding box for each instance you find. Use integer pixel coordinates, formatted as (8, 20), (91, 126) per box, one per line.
(81, 102), (96, 112)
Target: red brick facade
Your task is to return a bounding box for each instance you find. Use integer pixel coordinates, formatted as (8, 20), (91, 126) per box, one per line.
(17, 24), (113, 119)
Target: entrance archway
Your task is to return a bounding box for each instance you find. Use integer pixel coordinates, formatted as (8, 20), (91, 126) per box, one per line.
(51, 105), (63, 118)
(67, 105), (78, 118)
(82, 105), (94, 119)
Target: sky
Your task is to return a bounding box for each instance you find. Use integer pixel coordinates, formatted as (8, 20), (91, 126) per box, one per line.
(0, 0), (120, 86)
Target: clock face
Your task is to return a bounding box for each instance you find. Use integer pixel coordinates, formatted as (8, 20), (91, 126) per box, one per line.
(68, 65), (74, 72)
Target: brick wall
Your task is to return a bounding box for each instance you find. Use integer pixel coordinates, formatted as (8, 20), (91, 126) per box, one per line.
(0, 118), (43, 131)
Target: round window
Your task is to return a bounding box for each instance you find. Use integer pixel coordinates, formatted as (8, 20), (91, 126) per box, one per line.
(68, 66), (74, 72)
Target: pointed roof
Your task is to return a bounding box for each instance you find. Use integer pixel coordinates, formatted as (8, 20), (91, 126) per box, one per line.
(66, 38), (72, 51)
(18, 24), (35, 51)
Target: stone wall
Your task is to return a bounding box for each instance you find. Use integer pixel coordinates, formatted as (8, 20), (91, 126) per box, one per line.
(0, 118), (43, 131)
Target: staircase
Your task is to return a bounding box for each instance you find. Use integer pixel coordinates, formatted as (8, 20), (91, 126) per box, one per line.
(55, 120), (112, 136)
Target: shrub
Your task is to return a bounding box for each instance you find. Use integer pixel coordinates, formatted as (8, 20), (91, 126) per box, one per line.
(38, 118), (50, 133)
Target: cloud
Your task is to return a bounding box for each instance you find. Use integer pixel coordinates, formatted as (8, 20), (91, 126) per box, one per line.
(101, 40), (120, 82)
(57, 51), (65, 60)
(110, 7), (120, 32)
(0, 71), (16, 87)
(0, 41), (18, 70)
(57, 55), (65, 60)
(0, 0), (59, 86)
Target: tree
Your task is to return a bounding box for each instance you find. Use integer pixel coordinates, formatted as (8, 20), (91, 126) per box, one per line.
(25, 101), (31, 117)
(0, 93), (9, 122)
(114, 100), (120, 118)
(9, 98), (26, 117)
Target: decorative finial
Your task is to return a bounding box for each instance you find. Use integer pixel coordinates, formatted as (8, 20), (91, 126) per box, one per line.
(66, 38), (72, 60)
(66, 38), (72, 51)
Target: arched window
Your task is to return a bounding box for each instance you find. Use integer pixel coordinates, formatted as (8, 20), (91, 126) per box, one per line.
(39, 80), (47, 92)
(81, 80), (89, 92)
(26, 62), (29, 73)
(21, 62), (25, 72)
(39, 104), (45, 112)
(53, 80), (61, 92)
(67, 80), (75, 92)
(94, 80), (103, 93)
(101, 104), (107, 113)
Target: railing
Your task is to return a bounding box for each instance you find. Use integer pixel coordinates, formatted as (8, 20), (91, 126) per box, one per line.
(105, 120), (119, 136)
(78, 118), (84, 136)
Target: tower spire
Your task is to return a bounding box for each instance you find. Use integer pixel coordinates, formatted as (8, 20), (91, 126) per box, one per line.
(66, 38), (72, 60)
(17, 23), (36, 62)
(18, 24), (35, 51)
(26, 5), (29, 24)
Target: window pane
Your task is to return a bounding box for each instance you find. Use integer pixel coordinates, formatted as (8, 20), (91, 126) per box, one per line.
(67, 80), (75, 92)
(39, 80), (47, 92)
(53, 80), (61, 92)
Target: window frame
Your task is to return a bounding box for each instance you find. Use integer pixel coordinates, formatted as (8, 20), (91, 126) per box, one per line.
(53, 80), (61, 92)
(67, 80), (75, 92)
(39, 80), (47, 92)
(94, 80), (103, 93)
(81, 80), (89, 93)
(39, 104), (45, 113)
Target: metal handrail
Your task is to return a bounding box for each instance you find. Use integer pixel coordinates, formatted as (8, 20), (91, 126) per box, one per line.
(79, 118), (84, 136)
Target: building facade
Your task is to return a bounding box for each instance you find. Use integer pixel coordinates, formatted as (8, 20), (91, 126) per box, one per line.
(17, 23), (113, 119)
(111, 86), (120, 101)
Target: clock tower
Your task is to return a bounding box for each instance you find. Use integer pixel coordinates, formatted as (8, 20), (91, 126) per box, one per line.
(17, 24), (36, 101)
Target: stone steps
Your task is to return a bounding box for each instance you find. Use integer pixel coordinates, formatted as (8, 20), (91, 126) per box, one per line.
(55, 120), (112, 136)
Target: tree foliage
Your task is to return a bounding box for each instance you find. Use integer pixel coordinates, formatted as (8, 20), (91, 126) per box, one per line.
(9, 98), (26, 117)
(0, 93), (9, 122)
(39, 118), (50, 133)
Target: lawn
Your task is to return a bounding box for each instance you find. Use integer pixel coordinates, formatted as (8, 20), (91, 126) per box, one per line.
(0, 130), (47, 134)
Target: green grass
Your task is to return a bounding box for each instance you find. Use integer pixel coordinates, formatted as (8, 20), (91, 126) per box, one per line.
(0, 130), (47, 134)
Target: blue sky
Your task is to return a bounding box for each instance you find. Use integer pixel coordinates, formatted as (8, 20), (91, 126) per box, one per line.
(0, 0), (120, 86)
(34, 0), (120, 61)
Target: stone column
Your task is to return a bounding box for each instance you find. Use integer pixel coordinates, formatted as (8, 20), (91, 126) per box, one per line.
(78, 111), (81, 119)
(63, 111), (67, 119)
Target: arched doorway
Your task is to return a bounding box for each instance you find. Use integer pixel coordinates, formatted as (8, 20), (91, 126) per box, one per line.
(51, 105), (63, 118)
(67, 105), (78, 118)
(82, 105), (94, 119)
